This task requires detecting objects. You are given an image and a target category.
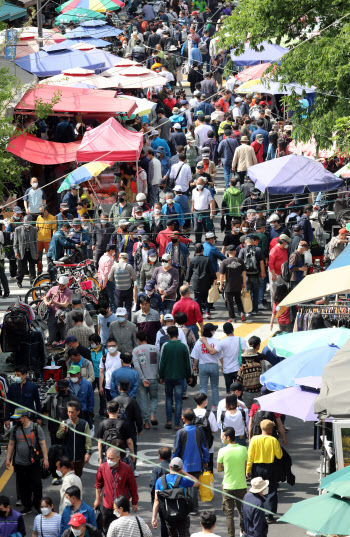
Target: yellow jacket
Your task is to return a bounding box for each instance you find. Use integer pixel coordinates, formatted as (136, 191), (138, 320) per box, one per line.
(247, 434), (283, 473)
(36, 213), (57, 242)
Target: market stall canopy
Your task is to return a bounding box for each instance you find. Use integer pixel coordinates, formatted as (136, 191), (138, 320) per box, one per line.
(0, 2), (26, 21)
(0, 57), (37, 111)
(1, 32), (66, 59)
(268, 327), (350, 358)
(237, 79), (316, 95)
(56, 0), (124, 14)
(230, 41), (288, 66)
(235, 63), (272, 81)
(15, 85), (137, 117)
(101, 67), (168, 89)
(14, 49), (108, 77)
(55, 9), (105, 22)
(38, 68), (110, 89)
(335, 162), (350, 178)
(65, 22), (123, 38)
(247, 154), (343, 194)
(314, 339), (350, 417)
(326, 244), (350, 271)
(44, 37), (111, 52)
(278, 266), (350, 307)
(260, 344), (339, 391)
(76, 117), (143, 162)
(320, 465), (350, 497)
(6, 134), (80, 164)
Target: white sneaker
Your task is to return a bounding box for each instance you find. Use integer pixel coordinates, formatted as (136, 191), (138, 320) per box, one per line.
(132, 304), (137, 312)
(90, 425), (95, 437)
(134, 470), (140, 477)
(258, 304), (267, 310)
(266, 284), (270, 292)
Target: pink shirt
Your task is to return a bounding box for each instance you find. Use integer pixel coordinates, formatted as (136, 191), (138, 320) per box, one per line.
(45, 285), (73, 313)
(98, 253), (115, 286)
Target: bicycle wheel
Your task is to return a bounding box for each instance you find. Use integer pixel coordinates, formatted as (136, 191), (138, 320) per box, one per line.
(33, 273), (50, 286)
(28, 299), (48, 320)
(31, 284), (52, 302)
(86, 276), (100, 296)
(34, 276), (51, 289)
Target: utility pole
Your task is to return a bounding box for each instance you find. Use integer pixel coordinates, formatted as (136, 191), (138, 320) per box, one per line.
(36, 0), (43, 50)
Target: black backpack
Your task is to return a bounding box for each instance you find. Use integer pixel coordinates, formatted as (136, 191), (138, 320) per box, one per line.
(243, 245), (259, 275)
(102, 420), (125, 448)
(251, 410), (277, 437)
(193, 409), (213, 449)
(158, 475), (193, 523)
(281, 259), (291, 283)
(159, 328), (170, 350)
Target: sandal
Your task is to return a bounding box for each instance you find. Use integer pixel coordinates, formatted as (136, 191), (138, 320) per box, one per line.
(151, 419), (158, 426)
(144, 422), (150, 430)
(164, 422), (172, 429)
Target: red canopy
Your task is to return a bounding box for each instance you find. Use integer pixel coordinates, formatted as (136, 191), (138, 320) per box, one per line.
(76, 117), (143, 162)
(6, 134), (80, 164)
(15, 86), (136, 117)
(235, 63), (271, 81)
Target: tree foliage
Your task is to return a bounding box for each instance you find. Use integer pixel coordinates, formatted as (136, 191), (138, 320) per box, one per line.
(219, 0), (350, 150)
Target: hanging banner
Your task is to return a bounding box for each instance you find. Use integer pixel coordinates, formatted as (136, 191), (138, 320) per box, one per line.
(5, 29), (17, 60)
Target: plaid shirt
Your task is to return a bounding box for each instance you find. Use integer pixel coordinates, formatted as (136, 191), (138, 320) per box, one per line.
(66, 325), (93, 349)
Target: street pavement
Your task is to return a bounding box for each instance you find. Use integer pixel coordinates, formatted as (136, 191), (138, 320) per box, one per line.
(0, 167), (321, 537)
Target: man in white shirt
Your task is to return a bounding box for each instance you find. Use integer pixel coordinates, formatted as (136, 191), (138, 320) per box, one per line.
(147, 148), (163, 208)
(193, 392), (218, 472)
(169, 155), (192, 194)
(155, 313), (188, 350)
(232, 97), (242, 120)
(191, 178), (215, 242)
(189, 90), (201, 109)
(99, 337), (121, 402)
(194, 116), (213, 147)
(56, 456), (82, 515)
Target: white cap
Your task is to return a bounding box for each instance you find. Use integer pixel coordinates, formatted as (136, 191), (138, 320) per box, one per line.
(194, 90), (201, 96)
(235, 97), (242, 103)
(136, 193), (146, 201)
(162, 253), (171, 261)
(119, 252), (129, 259)
(268, 214), (280, 223)
(58, 276), (69, 285)
(174, 123), (182, 129)
(116, 307), (127, 316)
(174, 185), (183, 192)
(164, 313), (174, 321)
(205, 231), (215, 239)
(151, 130), (159, 136)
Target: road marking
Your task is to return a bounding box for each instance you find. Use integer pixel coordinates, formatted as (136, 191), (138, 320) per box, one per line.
(0, 465), (14, 492)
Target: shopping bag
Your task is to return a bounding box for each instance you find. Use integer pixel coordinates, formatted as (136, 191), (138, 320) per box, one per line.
(199, 471), (214, 502)
(241, 290), (252, 313)
(207, 284), (220, 303)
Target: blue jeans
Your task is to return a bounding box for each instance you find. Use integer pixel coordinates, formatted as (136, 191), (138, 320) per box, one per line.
(136, 379), (159, 423)
(165, 379), (184, 426)
(258, 274), (268, 304)
(199, 362), (219, 407)
(193, 211), (214, 243)
(106, 280), (116, 313)
(163, 299), (176, 314)
(187, 324), (199, 340)
(247, 275), (259, 313)
(223, 164), (232, 188)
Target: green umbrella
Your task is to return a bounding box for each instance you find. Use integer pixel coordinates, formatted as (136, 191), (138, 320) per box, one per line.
(55, 8), (105, 22)
(268, 327), (350, 358)
(320, 465), (350, 497)
(280, 492), (350, 535)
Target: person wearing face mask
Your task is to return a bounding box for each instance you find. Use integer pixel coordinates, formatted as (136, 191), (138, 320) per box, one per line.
(6, 408), (49, 515)
(3, 205), (22, 279)
(165, 230), (189, 290)
(23, 176), (46, 221)
(131, 209), (151, 234)
(99, 337), (121, 403)
(268, 235), (290, 304)
(238, 236), (266, 316)
(193, 392), (218, 473)
(152, 253), (179, 314)
(0, 495), (26, 537)
(267, 214), (285, 245)
(133, 193), (151, 218)
(94, 449), (138, 535)
(191, 177), (215, 243)
(139, 250), (161, 292)
(62, 186), (79, 219)
(161, 193), (185, 232)
(149, 204), (164, 243)
(157, 178), (173, 207)
(59, 491), (97, 537)
(117, 228), (138, 269)
(36, 204), (57, 274)
(222, 219), (243, 254)
(222, 180), (244, 232)
(67, 364), (94, 428)
(56, 458), (82, 516)
(240, 187), (262, 214)
(108, 307), (138, 354)
(109, 191), (133, 227)
(98, 245), (117, 313)
(56, 203), (73, 230)
(108, 495), (151, 537)
(245, 421), (283, 525)
(47, 223), (77, 270)
(92, 214), (115, 264)
(4, 365), (42, 430)
(68, 219), (90, 259)
(108, 252), (137, 320)
(13, 214), (38, 288)
(43, 276), (73, 346)
(33, 497), (61, 537)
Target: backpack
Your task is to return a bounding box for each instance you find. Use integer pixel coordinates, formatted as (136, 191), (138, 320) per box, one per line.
(243, 245), (259, 275)
(102, 420), (125, 450)
(198, 38), (208, 55)
(251, 410), (277, 437)
(175, 55), (183, 67)
(281, 259), (291, 283)
(220, 408), (247, 435)
(181, 326), (196, 352)
(193, 409), (213, 448)
(158, 475), (193, 523)
(159, 328), (170, 350)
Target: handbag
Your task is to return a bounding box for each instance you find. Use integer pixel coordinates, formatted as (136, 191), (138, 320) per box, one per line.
(207, 283), (220, 304)
(199, 471), (214, 502)
(135, 516), (144, 537)
(241, 289), (252, 313)
(238, 337), (243, 366)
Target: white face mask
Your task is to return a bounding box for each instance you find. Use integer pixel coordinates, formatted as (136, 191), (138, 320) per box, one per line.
(242, 227), (249, 232)
(56, 470), (63, 477)
(262, 486), (269, 495)
(108, 346), (117, 354)
(70, 377), (79, 384)
(149, 256), (157, 263)
(137, 201), (144, 206)
(166, 199), (174, 204)
(162, 261), (169, 267)
(32, 182), (38, 188)
(65, 498), (72, 506)
(135, 215), (142, 220)
(91, 343), (97, 349)
(13, 376), (22, 383)
(41, 507), (51, 516)
(71, 529), (82, 537)
(107, 459), (116, 467)
(113, 510), (121, 518)
(233, 228), (240, 234)
(197, 185), (204, 190)
(270, 223), (276, 227)
(154, 209), (161, 215)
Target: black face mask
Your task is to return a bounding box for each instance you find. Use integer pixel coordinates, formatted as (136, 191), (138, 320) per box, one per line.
(0, 510), (7, 517)
(99, 309), (107, 316)
(62, 210), (68, 215)
(171, 238), (178, 244)
(58, 389), (67, 396)
(119, 197), (126, 203)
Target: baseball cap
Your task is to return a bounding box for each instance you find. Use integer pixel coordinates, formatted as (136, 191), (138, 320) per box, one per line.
(205, 231), (215, 239)
(226, 244), (236, 252)
(116, 307), (127, 316)
(268, 214), (280, 222)
(180, 99), (188, 105)
(72, 218), (81, 225)
(68, 514), (87, 527)
(164, 313), (174, 321)
(204, 322), (217, 332)
(234, 97), (242, 102)
(144, 280), (156, 291)
(148, 249), (157, 257)
(197, 164), (204, 169)
(151, 130), (159, 136)
(339, 228), (349, 234)
(170, 457), (183, 469)
(11, 408), (29, 419)
(68, 365), (81, 375)
(65, 335), (78, 344)
(172, 107), (179, 113)
(162, 253), (171, 261)
(174, 123), (182, 129)
(156, 146), (164, 154)
(58, 275), (69, 285)
(279, 233), (291, 243)
(118, 219), (129, 226)
(256, 134), (264, 141)
(57, 379), (69, 389)
(174, 185), (183, 192)
(13, 206), (22, 214)
(230, 381), (244, 393)
(293, 224), (302, 231)
(119, 252), (129, 259)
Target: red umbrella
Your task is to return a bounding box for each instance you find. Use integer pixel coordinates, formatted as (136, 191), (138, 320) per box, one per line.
(236, 63), (271, 81)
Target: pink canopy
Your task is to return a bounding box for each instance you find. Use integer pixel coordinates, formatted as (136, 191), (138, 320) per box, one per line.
(76, 117), (143, 162)
(6, 134), (80, 164)
(236, 63), (271, 81)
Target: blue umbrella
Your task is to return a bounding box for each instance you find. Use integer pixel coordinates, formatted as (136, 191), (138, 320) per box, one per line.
(230, 41), (288, 66)
(261, 344), (339, 391)
(247, 154), (343, 194)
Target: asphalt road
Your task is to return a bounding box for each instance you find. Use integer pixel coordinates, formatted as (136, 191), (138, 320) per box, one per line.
(0, 165), (321, 537)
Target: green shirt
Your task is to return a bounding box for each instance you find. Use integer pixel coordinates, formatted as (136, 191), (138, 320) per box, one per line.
(217, 443), (248, 490)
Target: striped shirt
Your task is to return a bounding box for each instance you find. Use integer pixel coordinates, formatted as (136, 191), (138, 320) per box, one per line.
(107, 516), (152, 537)
(33, 513), (61, 537)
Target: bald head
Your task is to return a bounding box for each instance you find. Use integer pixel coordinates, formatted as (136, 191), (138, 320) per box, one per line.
(180, 285), (191, 297)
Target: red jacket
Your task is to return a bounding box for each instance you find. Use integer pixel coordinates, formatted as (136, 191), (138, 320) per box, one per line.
(156, 229), (191, 258)
(251, 141), (263, 164)
(172, 297), (203, 326)
(95, 461), (138, 509)
(268, 244), (288, 275)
